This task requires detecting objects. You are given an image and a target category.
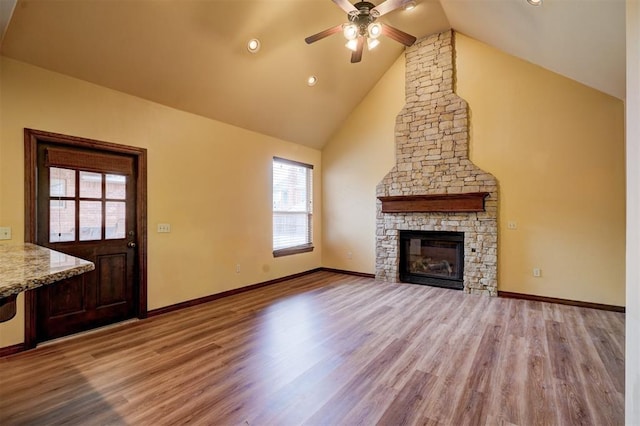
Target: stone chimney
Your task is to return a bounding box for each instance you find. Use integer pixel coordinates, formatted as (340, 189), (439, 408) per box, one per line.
(376, 31), (498, 295)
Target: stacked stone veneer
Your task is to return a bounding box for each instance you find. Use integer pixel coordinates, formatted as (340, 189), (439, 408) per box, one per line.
(376, 31), (498, 296)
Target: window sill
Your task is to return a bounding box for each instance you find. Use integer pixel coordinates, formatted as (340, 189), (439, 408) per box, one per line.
(273, 244), (314, 258)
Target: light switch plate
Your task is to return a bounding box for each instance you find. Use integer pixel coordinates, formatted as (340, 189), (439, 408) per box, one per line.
(157, 223), (171, 233)
(0, 227), (11, 240)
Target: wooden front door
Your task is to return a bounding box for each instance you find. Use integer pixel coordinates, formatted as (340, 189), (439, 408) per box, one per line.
(24, 130), (147, 344)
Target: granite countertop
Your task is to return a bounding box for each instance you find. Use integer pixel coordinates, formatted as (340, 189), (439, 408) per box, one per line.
(0, 243), (95, 299)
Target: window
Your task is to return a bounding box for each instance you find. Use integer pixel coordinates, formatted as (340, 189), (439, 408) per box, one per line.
(49, 166), (127, 243)
(272, 157), (313, 257)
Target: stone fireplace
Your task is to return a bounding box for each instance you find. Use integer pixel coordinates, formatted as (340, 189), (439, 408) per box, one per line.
(376, 31), (498, 296)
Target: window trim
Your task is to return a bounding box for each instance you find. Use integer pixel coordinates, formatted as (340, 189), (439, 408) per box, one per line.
(272, 157), (314, 258)
(273, 156), (315, 171)
(273, 243), (314, 258)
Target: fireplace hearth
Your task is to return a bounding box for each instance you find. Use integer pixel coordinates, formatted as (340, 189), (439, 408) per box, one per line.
(399, 231), (464, 290)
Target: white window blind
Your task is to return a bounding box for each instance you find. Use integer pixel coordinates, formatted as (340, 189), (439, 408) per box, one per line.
(273, 157), (313, 255)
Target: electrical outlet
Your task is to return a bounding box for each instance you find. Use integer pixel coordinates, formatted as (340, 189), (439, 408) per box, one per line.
(157, 223), (171, 233)
(0, 227), (11, 240)
(347, 251), (353, 260)
(533, 267), (541, 277)
(507, 221), (517, 230)
(236, 264), (241, 273)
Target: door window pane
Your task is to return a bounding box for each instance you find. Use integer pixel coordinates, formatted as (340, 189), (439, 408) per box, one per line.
(50, 167), (75, 197)
(50, 200), (75, 242)
(80, 201), (102, 241)
(106, 174), (126, 200)
(80, 171), (102, 199)
(105, 201), (126, 239)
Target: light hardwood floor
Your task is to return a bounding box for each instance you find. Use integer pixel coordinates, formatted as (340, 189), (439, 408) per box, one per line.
(0, 271), (625, 425)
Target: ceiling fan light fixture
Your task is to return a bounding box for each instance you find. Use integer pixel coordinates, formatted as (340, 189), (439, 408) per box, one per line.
(343, 23), (358, 40)
(526, 0), (542, 5)
(304, 0), (417, 63)
(345, 39), (359, 51)
(367, 22), (382, 38)
(247, 38), (261, 53)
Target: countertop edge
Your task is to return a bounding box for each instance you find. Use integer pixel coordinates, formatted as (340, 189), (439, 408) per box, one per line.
(0, 244), (96, 299)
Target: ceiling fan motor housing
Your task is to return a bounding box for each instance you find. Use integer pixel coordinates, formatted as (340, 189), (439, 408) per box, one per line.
(348, 1), (379, 35)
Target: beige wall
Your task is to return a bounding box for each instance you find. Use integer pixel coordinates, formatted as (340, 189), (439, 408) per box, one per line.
(456, 34), (625, 305)
(322, 33), (625, 306)
(626, 0), (640, 421)
(322, 56), (404, 273)
(0, 57), (322, 347)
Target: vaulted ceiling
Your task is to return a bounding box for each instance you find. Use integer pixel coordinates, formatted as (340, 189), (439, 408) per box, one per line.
(0, 0), (626, 149)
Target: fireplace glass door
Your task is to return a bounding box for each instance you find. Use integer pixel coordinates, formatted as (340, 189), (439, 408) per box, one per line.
(399, 231), (464, 290)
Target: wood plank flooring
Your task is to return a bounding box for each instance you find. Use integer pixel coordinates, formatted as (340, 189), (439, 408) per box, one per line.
(0, 271), (625, 425)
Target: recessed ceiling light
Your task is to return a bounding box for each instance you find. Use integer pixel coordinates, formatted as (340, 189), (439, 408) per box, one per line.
(247, 39), (261, 53)
(307, 75), (318, 86)
(526, 0), (542, 6)
(403, 1), (417, 11)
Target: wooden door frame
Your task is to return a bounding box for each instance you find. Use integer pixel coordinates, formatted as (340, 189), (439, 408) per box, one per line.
(23, 128), (148, 349)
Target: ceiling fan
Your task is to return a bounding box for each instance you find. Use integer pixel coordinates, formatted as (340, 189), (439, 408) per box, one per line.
(305, 0), (418, 63)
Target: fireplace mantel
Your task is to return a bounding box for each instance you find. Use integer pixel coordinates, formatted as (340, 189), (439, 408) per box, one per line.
(377, 192), (490, 213)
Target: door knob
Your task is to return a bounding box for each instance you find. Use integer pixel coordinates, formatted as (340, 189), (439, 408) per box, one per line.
(127, 241), (137, 248)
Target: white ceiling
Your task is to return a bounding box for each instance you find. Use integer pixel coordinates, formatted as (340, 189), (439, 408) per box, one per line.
(0, 0), (626, 149)
(440, 0), (625, 102)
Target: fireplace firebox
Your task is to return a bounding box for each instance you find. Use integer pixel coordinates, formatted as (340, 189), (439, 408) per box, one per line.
(399, 230), (464, 290)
